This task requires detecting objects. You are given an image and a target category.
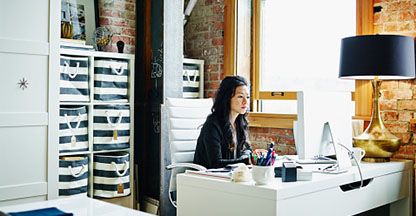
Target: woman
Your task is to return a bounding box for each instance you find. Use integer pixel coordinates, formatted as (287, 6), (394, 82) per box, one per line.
(193, 76), (252, 169)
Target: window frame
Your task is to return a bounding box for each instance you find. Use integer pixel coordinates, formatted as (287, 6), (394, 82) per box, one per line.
(224, 0), (373, 128)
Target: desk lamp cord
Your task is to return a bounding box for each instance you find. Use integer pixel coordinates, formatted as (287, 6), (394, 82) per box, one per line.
(337, 143), (364, 189)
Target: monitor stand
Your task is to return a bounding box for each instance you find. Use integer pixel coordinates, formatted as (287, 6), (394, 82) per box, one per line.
(312, 122), (351, 174)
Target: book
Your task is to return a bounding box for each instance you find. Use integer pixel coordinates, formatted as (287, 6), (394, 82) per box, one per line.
(60, 38), (94, 50)
(60, 156), (86, 161)
(60, 38), (86, 45)
(60, 45), (94, 51)
(60, 42), (93, 48)
(185, 169), (232, 180)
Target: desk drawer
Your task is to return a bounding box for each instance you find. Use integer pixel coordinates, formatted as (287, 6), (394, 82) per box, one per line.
(278, 170), (410, 216)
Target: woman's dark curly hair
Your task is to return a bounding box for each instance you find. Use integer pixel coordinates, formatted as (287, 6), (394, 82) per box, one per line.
(211, 76), (249, 151)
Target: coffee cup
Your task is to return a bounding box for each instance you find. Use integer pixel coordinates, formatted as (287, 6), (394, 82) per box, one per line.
(251, 165), (274, 185)
(351, 147), (365, 166)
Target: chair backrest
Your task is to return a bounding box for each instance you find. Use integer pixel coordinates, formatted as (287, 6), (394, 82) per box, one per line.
(166, 97), (213, 165)
(164, 98), (213, 209)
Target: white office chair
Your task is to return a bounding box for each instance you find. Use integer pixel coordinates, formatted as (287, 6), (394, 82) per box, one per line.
(165, 97), (213, 208)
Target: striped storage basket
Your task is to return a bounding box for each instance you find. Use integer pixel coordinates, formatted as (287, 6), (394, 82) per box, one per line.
(93, 105), (130, 151)
(59, 106), (88, 153)
(94, 58), (129, 102)
(183, 65), (200, 98)
(59, 156), (88, 197)
(93, 153), (130, 198)
(60, 55), (89, 102)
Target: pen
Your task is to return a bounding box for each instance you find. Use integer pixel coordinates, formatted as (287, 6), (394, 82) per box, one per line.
(250, 152), (256, 165)
(269, 141), (274, 149)
(263, 147), (273, 166)
(253, 154), (257, 165)
(259, 154), (265, 166)
(265, 156), (272, 166)
(271, 151), (276, 166)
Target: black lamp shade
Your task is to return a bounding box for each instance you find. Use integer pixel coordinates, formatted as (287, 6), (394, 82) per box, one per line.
(339, 35), (415, 80)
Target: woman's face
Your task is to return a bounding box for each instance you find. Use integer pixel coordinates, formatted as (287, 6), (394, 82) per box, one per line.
(230, 85), (250, 115)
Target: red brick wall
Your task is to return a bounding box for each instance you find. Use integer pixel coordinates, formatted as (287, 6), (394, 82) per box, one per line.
(184, 0), (224, 98)
(98, 0), (136, 54)
(186, 0), (416, 159)
(374, 0), (416, 160)
(248, 128), (296, 155)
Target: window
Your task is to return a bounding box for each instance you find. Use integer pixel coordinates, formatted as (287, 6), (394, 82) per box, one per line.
(255, 0), (355, 114)
(225, 0), (373, 127)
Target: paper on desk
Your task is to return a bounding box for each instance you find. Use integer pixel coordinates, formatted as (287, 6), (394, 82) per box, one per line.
(185, 170), (232, 180)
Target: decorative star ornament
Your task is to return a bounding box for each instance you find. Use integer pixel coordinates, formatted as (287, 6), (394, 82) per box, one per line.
(18, 78), (29, 90)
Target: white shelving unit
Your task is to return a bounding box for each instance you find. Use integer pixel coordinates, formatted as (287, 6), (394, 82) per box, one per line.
(59, 48), (135, 208)
(183, 58), (204, 98)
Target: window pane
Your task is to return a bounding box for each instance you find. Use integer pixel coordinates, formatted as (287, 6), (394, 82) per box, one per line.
(260, 100), (297, 114)
(259, 99), (356, 115)
(260, 0), (355, 92)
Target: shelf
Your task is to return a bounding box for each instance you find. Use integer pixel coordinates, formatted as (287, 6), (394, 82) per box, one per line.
(59, 101), (132, 106)
(60, 102), (92, 106)
(183, 58), (204, 99)
(93, 102), (131, 105)
(93, 148), (131, 154)
(60, 48), (135, 60)
(59, 151), (91, 156)
(58, 48), (135, 209)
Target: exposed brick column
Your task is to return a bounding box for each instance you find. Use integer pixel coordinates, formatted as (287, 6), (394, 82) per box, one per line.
(98, 0), (136, 54)
(184, 0), (224, 98)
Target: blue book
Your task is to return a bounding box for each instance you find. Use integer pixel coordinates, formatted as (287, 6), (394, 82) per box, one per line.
(8, 207), (73, 216)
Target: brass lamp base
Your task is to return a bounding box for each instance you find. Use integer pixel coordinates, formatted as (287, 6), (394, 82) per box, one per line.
(363, 157), (390, 162)
(353, 79), (401, 162)
(353, 136), (401, 162)
(353, 137), (400, 162)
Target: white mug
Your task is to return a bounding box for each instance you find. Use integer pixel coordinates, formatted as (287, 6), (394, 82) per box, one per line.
(251, 165), (274, 185)
(351, 147), (365, 166)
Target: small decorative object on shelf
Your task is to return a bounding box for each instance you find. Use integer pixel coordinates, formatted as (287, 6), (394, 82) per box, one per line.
(117, 41), (125, 53)
(61, 22), (74, 39)
(94, 27), (111, 51)
(94, 26), (120, 51)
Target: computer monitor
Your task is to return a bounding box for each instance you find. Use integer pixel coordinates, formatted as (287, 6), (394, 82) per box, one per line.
(294, 90), (353, 160)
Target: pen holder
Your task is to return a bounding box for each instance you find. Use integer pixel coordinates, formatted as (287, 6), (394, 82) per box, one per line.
(251, 165), (274, 185)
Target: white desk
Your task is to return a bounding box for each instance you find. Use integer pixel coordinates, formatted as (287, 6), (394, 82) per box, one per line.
(177, 161), (413, 216)
(0, 196), (154, 216)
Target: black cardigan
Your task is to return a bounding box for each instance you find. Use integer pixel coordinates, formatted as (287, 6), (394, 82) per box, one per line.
(193, 115), (252, 169)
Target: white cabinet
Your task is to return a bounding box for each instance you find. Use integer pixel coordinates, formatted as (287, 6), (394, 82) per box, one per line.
(183, 58), (204, 98)
(0, 0), (136, 209)
(0, 0), (61, 206)
(58, 48), (135, 208)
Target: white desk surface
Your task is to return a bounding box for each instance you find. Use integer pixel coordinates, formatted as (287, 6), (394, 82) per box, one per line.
(178, 160), (413, 216)
(180, 161), (411, 199)
(0, 196), (155, 216)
